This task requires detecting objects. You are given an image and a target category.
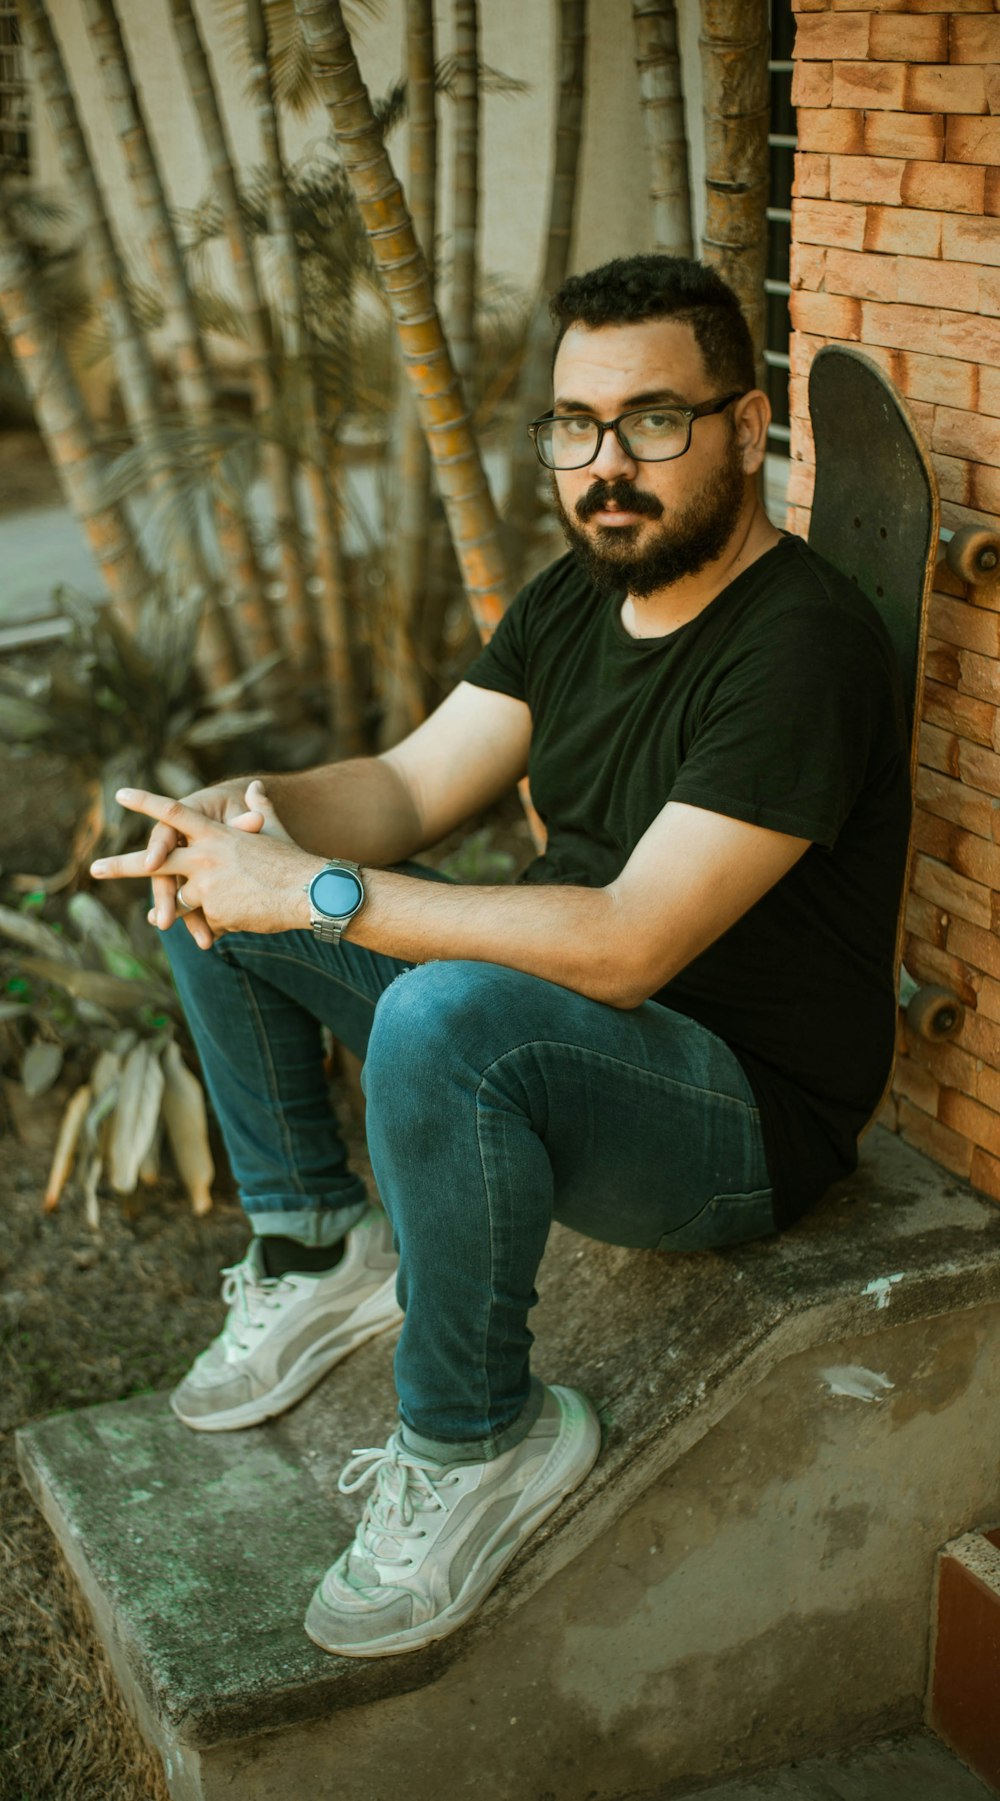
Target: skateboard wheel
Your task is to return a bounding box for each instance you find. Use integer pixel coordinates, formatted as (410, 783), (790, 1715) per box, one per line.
(945, 525), (1000, 587)
(904, 982), (963, 1042)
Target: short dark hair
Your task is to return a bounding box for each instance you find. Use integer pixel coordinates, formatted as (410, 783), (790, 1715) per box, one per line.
(550, 254), (756, 394)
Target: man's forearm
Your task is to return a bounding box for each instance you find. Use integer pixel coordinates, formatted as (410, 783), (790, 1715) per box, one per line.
(259, 758), (426, 866)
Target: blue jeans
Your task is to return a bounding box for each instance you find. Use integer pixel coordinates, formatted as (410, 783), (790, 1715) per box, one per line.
(163, 887), (775, 1456)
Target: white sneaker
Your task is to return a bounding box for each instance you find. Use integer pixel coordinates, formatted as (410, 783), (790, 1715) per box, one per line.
(304, 1383), (601, 1657)
(170, 1209), (402, 1431)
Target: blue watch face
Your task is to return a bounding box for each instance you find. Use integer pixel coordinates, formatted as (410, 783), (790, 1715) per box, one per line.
(311, 868), (364, 918)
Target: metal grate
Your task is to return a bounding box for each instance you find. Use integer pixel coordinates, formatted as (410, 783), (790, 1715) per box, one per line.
(0, 3), (30, 178)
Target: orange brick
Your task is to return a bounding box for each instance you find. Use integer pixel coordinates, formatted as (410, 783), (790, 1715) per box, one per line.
(924, 642), (962, 689)
(896, 1097), (974, 1178)
(899, 257), (982, 314)
(951, 16), (1000, 61)
(786, 459), (816, 509)
(789, 242), (827, 290)
(970, 1145), (1000, 1202)
(906, 891), (949, 948)
(864, 112), (945, 161)
(934, 457), (975, 508)
(796, 108), (865, 156)
(982, 271), (1000, 323)
(789, 332), (825, 378)
(905, 66), (987, 116)
(902, 161), (986, 215)
(917, 765), (995, 838)
(980, 368), (1000, 420)
(792, 0), (828, 10)
(793, 197), (866, 250)
(934, 408), (1000, 470)
(860, 299), (944, 356)
(938, 311), (1000, 368)
(957, 739), (1000, 801)
(788, 290), (862, 339)
(908, 865), (990, 971)
(909, 1032), (980, 1095)
(793, 152), (831, 199)
(986, 171), (1000, 218)
(791, 61), (834, 109)
(923, 680), (996, 748)
(832, 61), (907, 111)
(950, 916), (1000, 983)
(939, 1088), (1000, 1156)
(958, 1011), (1000, 1071)
(862, 208), (942, 257)
(934, 560), (971, 601)
(893, 1054), (941, 1115)
(830, 155), (903, 205)
(871, 14), (948, 60)
(899, 351), (979, 411)
(824, 248), (898, 302)
(942, 215), (1000, 271)
(958, 647), (1000, 708)
(943, 500), (1000, 540)
(911, 852), (992, 927)
(971, 464), (1000, 516)
(976, 1066), (1000, 1113)
(930, 593), (1000, 659)
(976, 977), (1000, 1026)
(947, 118), (1000, 167)
(920, 720), (960, 775)
(795, 12), (870, 58)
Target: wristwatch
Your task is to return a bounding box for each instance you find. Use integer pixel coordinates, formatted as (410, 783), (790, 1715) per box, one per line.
(305, 860), (365, 945)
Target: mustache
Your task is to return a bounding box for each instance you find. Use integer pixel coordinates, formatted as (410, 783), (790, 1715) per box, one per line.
(575, 479), (664, 523)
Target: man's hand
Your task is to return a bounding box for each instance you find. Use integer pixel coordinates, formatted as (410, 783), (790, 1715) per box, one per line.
(93, 788), (317, 944)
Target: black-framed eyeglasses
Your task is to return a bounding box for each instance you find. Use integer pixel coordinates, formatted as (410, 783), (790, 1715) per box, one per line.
(527, 391), (746, 471)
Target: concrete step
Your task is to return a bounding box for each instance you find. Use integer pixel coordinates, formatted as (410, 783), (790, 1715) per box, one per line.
(16, 1128), (1000, 1801)
(669, 1729), (996, 1799)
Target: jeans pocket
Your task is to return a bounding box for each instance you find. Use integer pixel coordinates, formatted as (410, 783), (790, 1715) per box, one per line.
(655, 1186), (776, 1253)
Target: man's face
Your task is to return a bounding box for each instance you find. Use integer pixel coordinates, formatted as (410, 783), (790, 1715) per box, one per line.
(548, 318), (748, 598)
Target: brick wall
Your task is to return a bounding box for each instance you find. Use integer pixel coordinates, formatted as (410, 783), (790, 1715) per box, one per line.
(788, 1), (1000, 1198)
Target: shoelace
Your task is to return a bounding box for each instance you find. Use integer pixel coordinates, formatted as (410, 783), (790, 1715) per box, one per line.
(219, 1259), (291, 1353)
(338, 1443), (460, 1569)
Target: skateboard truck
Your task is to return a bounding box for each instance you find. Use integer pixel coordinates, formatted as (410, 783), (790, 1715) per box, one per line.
(899, 965), (963, 1042)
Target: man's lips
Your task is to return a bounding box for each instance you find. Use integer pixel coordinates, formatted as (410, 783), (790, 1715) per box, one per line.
(589, 507), (646, 526)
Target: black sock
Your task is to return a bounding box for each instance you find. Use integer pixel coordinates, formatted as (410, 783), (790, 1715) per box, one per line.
(259, 1235), (346, 1279)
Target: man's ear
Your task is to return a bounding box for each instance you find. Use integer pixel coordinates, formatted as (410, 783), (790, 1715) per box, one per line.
(733, 389), (771, 475)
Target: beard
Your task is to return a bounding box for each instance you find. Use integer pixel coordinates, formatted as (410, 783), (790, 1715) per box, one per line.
(551, 428), (746, 599)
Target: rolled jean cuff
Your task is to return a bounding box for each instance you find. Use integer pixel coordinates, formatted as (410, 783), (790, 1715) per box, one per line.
(398, 1376), (546, 1466)
(245, 1196), (370, 1246)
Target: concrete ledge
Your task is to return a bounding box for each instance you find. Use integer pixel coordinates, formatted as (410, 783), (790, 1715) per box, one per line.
(16, 1129), (1000, 1787)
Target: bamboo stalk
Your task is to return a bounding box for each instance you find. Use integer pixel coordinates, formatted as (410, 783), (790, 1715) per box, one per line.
(246, 0), (362, 750)
(165, 0), (313, 671)
(381, 0), (437, 746)
(632, 0), (693, 256)
(80, 0), (285, 669)
(504, 0), (587, 584)
(698, 0), (769, 375)
(0, 199), (156, 623)
(19, 0), (239, 686)
(449, 0), (478, 395)
(292, 0), (510, 637)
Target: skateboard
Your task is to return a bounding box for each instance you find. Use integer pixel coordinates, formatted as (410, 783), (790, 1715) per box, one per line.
(806, 344), (958, 1044)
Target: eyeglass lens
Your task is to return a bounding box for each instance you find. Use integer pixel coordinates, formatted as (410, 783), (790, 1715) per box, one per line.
(535, 408), (690, 469)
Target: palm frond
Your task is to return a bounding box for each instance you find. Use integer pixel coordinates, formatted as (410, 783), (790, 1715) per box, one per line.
(435, 58), (531, 99)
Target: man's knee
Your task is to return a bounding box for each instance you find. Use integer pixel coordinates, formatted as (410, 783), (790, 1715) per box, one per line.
(363, 960), (528, 1104)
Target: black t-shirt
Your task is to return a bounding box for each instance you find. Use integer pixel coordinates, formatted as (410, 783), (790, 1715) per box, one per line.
(463, 536), (912, 1226)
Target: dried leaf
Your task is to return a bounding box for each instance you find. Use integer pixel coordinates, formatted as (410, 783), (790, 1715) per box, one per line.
(82, 1151), (101, 1230)
(0, 905), (81, 965)
(14, 954), (174, 1014)
(22, 1041), (64, 1099)
(162, 1042), (214, 1215)
(109, 1039), (165, 1195)
(43, 1083), (92, 1213)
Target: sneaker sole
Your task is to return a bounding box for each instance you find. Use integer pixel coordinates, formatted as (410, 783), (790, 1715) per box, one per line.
(304, 1386), (602, 1657)
(171, 1278), (403, 1433)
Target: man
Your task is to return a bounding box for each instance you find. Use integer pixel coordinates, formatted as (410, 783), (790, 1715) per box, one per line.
(91, 255), (911, 1660)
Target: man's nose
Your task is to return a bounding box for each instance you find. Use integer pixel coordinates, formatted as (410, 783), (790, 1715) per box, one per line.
(587, 424), (638, 481)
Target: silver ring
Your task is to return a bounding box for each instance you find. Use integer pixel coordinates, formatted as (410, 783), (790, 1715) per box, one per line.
(176, 890), (192, 912)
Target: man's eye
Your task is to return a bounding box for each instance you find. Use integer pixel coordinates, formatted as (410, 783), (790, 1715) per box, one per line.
(559, 416), (595, 436)
(635, 411), (677, 433)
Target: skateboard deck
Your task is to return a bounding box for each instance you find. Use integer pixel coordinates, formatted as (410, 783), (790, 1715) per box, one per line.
(806, 344), (951, 1042)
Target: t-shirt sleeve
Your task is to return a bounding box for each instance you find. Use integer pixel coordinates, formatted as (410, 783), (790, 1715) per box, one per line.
(669, 606), (892, 847)
(462, 583), (532, 702)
